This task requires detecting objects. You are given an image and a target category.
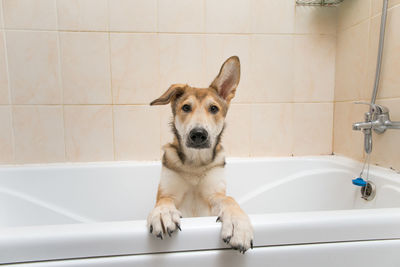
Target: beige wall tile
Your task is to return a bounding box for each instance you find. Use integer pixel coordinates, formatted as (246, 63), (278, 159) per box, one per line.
(6, 31), (61, 104)
(109, 0), (157, 32)
(57, 0), (108, 31)
(113, 105), (160, 160)
(333, 101), (366, 161)
(295, 6), (337, 35)
(294, 35), (335, 102)
(371, 98), (400, 171)
(0, 106), (13, 163)
(224, 104), (251, 157)
(110, 33), (159, 104)
(64, 105), (114, 162)
(250, 103), (293, 157)
(205, 0), (250, 33)
(252, 0), (294, 34)
(60, 32), (111, 104)
(13, 105), (65, 163)
(250, 35), (294, 103)
(3, 0), (57, 30)
(158, 0), (204, 33)
(337, 0), (371, 31)
(367, 6), (400, 99)
(204, 35), (251, 103)
(159, 34), (206, 89)
(0, 31), (9, 104)
(293, 103), (333, 156)
(0, 1), (3, 28)
(379, 5), (400, 99)
(334, 21), (369, 101)
(371, 0), (400, 16)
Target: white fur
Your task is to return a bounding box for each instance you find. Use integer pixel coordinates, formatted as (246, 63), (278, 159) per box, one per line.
(148, 164), (254, 251)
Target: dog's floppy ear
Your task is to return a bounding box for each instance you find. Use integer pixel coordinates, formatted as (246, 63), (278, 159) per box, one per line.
(150, 84), (186, 106)
(210, 56), (240, 104)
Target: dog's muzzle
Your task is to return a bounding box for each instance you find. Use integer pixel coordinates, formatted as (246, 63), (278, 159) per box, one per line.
(187, 128), (210, 149)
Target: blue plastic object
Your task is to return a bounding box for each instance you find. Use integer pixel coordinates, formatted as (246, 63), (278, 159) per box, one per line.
(352, 177), (367, 187)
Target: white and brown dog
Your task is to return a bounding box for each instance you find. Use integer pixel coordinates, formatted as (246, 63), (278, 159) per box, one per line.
(148, 56), (254, 253)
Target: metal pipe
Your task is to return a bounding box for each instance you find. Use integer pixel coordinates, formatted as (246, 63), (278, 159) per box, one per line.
(371, 0), (389, 107)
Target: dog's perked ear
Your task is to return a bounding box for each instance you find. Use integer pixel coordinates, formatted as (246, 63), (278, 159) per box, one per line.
(150, 84), (186, 106)
(210, 56), (240, 105)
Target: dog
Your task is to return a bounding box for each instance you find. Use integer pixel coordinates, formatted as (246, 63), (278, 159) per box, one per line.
(147, 56), (254, 253)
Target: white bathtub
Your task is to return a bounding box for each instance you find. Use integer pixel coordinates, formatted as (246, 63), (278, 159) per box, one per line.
(1, 156), (400, 266)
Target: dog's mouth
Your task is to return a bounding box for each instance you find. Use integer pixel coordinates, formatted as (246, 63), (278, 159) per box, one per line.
(186, 128), (211, 149)
(186, 140), (211, 149)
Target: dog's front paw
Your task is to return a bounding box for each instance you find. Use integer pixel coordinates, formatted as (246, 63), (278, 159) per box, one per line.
(217, 212), (254, 253)
(147, 205), (182, 239)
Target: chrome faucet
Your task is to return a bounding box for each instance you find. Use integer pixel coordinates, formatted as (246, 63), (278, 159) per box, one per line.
(352, 102), (400, 153)
(353, 103), (400, 132)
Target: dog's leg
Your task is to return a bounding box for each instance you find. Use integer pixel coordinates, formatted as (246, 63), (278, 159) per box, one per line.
(147, 196), (182, 239)
(200, 168), (253, 253)
(210, 193), (254, 253)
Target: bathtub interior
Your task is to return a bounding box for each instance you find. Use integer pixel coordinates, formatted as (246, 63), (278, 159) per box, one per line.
(1, 156), (400, 228)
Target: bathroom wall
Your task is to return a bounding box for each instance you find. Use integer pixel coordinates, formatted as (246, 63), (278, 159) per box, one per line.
(0, 0), (337, 164)
(333, 0), (400, 171)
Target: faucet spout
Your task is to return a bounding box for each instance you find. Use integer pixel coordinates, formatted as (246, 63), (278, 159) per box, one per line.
(352, 121), (379, 131)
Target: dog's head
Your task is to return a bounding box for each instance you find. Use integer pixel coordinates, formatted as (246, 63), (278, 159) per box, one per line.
(150, 56), (240, 157)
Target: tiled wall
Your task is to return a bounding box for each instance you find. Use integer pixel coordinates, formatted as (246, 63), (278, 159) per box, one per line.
(0, 0), (337, 164)
(333, 0), (400, 171)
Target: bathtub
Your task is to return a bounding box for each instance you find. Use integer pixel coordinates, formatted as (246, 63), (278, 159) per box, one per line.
(1, 156), (400, 266)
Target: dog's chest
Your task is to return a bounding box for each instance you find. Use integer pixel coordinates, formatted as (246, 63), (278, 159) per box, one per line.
(178, 188), (211, 217)
(177, 173), (211, 217)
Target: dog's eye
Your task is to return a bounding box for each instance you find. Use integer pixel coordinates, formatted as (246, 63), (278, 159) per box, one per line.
(209, 105), (219, 114)
(182, 104), (192, 113)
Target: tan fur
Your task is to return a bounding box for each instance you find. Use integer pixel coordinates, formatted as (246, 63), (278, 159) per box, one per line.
(147, 56), (253, 253)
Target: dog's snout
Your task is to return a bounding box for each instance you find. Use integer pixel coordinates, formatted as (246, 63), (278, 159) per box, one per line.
(189, 128), (208, 144)
(188, 128), (209, 148)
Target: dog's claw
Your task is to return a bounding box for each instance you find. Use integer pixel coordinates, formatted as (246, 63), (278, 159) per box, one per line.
(167, 228), (172, 237)
(216, 216), (221, 222)
(223, 236), (231, 244)
(156, 233), (163, 240)
(149, 225), (153, 234)
(250, 240), (253, 249)
(176, 223), (181, 231)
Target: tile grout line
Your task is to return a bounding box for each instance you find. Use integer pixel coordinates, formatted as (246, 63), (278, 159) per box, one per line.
(156, 0), (159, 33)
(331, 22), (338, 155)
(1, 0), (15, 163)
(202, 0), (206, 33)
(0, 101), (341, 107)
(156, 0), (162, 158)
(107, 0), (117, 161)
(0, 27), (337, 37)
(54, 0), (68, 162)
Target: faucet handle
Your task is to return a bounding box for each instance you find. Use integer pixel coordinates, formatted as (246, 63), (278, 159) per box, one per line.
(354, 101), (375, 108)
(354, 101), (388, 114)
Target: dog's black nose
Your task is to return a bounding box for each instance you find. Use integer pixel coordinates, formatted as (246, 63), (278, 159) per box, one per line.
(189, 128), (208, 146)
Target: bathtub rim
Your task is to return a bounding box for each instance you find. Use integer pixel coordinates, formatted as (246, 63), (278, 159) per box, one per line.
(0, 155), (396, 175)
(2, 208), (400, 264)
(0, 154), (367, 169)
